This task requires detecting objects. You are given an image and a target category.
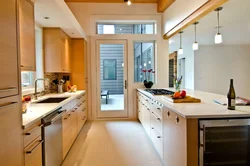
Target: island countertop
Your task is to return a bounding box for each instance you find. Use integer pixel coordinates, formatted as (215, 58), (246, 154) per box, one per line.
(137, 88), (250, 119)
(22, 90), (85, 129)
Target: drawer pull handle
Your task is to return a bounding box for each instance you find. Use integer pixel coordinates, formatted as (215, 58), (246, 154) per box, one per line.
(25, 124), (43, 135)
(157, 136), (161, 139)
(152, 112), (161, 121)
(26, 140), (43, 154)
(167, 111), (170, 117)
(152, 127), (154, 129)
(82, 108), (86, 112)
(0, 102), (17, 110)
(0, 87), (17, 93)
(64, 114), (71, 120)
(175, 116), (180, 124)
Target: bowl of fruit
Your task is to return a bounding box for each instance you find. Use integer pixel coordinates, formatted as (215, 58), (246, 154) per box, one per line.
(68, 85), (77, 93)
(172, 90), (186, 99)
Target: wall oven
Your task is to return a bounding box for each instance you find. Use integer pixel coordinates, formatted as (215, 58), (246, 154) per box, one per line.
(199, 119), (250, 166)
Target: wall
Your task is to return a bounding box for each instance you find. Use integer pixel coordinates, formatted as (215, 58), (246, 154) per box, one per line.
(194, 45), (250, 98)
(162, 0), (208, 35)
(100, 44), (124, 94)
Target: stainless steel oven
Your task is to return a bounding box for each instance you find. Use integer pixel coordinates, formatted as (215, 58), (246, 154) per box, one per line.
(199, 119), (250, 166)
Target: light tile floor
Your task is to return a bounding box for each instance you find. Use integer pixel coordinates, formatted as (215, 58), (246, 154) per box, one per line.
(62, 120), (163, 166)
(101, 95), (124, 111)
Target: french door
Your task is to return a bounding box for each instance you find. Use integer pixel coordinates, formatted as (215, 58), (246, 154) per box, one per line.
(96, 40), (128, 118)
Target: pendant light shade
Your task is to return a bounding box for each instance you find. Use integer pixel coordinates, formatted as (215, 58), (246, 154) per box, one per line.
(214, 7), (223, 44)
(193, 22), (199, 50)
(178, 31), (184, 55)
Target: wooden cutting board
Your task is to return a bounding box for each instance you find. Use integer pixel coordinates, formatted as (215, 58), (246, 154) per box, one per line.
(162, 95), (201, 103)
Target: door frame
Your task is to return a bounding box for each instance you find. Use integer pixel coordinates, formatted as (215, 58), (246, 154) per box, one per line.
(96, 39), (128, 118)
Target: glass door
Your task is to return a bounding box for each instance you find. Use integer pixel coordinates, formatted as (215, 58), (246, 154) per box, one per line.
(96, 40), (128, 118)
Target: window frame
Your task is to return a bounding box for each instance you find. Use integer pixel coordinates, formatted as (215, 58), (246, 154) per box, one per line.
(103, 59), (117, 80)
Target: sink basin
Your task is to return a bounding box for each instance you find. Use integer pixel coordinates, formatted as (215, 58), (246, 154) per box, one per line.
(35, 97), (69, 104)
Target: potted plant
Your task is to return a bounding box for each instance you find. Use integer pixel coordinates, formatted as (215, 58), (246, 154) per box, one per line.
(142, 69), (155, 89)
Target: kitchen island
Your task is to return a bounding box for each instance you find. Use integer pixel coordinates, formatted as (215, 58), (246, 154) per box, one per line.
(137, 88), (250, 166)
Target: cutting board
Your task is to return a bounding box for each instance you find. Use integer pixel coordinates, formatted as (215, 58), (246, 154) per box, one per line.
(162, 95), (201, 103)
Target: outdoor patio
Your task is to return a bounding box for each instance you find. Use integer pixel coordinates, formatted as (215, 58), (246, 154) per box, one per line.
(101, 94), (124, 111)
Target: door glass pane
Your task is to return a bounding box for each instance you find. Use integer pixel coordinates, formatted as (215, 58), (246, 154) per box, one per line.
(100, 44), (124, 111)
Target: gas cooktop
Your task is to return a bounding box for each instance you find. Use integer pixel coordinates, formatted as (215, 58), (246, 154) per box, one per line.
(144, 89), (174, 95)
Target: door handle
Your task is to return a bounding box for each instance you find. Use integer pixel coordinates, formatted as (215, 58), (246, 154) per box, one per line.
(124, 80), (128, 89)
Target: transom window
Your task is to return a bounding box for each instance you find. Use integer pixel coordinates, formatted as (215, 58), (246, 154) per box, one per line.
(97, 23), (155, 35)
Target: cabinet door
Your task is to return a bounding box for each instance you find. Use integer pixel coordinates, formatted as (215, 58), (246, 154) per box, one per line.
(61, 36), (71, 73)
(71, 108), (78, 142)
(44, 28), (62, 72)
(24, 136), (43, 166)
(0, 96), (23, 166)
(163, 108), (187, 166)
(0, 0), (19, 98)
(19, 0), (36, 71)
(62, 112), (72, 159)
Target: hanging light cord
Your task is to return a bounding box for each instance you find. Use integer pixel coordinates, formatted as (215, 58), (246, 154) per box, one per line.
(194, 24), (197, 42)
(217, 10), (220, 33)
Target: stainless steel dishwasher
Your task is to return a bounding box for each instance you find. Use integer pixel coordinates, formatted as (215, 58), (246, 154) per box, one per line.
(42, 107), (65, 166)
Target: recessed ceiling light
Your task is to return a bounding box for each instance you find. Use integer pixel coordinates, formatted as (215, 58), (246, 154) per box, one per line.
(124, 0), (131, 5)
(44, 17), (50, 20)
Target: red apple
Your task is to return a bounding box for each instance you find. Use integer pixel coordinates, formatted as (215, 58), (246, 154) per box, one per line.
(180, 90), (186, 98)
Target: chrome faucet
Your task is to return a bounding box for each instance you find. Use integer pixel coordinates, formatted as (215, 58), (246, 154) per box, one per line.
(34, 78), (49, 100)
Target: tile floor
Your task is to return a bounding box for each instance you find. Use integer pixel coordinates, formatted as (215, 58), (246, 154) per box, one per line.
(101, 94), (124, 111)
(62, 120), (163, 166)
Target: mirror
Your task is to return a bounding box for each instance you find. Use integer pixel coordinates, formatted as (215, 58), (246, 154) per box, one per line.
(168, 0), (250, 98)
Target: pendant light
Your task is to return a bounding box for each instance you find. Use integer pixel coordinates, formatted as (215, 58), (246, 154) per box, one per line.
(192, 22), (199, 50)
(124, 0), (131, 5)
(178, 31), (184, 55)
(214, 7), (223, 44)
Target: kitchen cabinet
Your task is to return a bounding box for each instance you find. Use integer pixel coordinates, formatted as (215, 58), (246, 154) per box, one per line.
(0, 0), (19, 98)
(23, 121), (43, 166)
(44, 28), (71, 73)
(0, 96), (23, 165)
(163, 107), (198, 166)
(19, 0), (36, 71)
(71, 39), (88, 90)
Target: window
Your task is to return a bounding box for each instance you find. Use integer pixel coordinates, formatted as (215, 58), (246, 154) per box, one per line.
(103, 25), (115, 34)
(103, 59), (117, 80)
(21, 71), (35, 88)
(134, 42), (155, 82)
(97, 23), (155, 34)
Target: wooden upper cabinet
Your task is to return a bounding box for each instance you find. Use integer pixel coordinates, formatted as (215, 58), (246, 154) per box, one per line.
(19, 0), (36, 71)
(44, 28), (71, 73)
(0, 0), (19, 98)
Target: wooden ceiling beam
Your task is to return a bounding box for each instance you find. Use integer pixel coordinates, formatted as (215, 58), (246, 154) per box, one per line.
(163, 0), (228, 40)
(157, 0), (175, 13)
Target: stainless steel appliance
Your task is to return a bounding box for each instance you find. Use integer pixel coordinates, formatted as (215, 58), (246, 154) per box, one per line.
(42, 107), (65, 166)
(199, 119), (250, 166)
(144, 89), (174, 95)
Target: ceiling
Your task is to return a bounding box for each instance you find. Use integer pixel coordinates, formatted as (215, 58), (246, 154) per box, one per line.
(65, 0), (159, 3)
(35, 0), (86, 38)
(169, 0), (250, 53)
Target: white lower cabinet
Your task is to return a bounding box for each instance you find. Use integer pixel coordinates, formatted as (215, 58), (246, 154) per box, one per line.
(137, 92), (164, 159)
(62, 92), (87, 159)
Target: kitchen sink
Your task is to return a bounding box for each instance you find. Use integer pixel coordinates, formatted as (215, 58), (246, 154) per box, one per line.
(35, 97), (69, 104)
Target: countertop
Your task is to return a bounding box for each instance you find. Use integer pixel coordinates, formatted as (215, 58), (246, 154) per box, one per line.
(22, 90), (85, 129)
(137, 88), (250, 119)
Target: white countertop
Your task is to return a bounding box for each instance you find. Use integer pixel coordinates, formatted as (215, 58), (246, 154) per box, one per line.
(138, 88), (250, 119)
(22, 91), (85, 129)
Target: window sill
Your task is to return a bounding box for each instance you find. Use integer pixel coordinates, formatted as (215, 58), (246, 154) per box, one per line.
(22, 88), (43, 96)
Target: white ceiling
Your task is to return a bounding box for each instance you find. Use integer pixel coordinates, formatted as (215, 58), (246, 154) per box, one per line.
(169, 0), (250, 53)
(35, 0), (86, 38)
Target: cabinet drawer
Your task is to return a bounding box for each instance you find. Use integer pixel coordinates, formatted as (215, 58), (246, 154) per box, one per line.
(24, 136), (43, 166)
(24, 121), (42, 147)
(70, 99), (77, 109)
(151, 127), (163, 158)
(151, 113), (163, 135)
(151, 104), (163, 118)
